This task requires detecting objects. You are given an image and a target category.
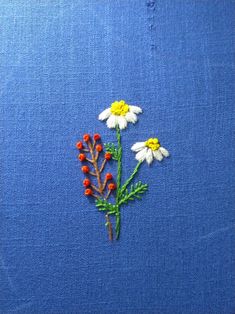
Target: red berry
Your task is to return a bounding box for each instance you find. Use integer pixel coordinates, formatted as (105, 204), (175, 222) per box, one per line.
(106, 173), (113, 180)
(83, 134), (90, 142)
(108, 183), (116, 190)
(105, 152), (112, 160)
(81, 165), (90, 173)
(93, 133), (101, 141)
(76, 141), (83, 150)
(96, 144), (103, 152)
(84, 188), (93, 196)
(83, 178), (91, 187)
(78, 153), (86, 162)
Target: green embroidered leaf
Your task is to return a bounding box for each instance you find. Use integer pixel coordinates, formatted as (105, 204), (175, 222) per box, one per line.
(104, 143), (119, 160)
(119, 181), (148, 205)
(95, 199), (118, 215)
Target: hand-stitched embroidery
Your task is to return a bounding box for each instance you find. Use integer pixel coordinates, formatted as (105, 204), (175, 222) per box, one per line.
(98, 100), (142, 129)
(76, 100), (169, 241)
(131, 138), (169, 164)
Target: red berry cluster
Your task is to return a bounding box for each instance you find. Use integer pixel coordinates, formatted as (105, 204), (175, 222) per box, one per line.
(76, 133), (116, 199)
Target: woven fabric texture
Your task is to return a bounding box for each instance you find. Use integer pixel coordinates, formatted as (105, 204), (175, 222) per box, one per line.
(1, 1), (235, 313)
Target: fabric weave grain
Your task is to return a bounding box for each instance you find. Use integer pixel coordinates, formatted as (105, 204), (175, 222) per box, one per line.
(0, 1), (235, 313)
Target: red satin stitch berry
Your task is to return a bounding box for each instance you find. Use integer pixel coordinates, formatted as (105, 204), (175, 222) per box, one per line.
(108, 183), (116, 190)
(78, 154), (86, 161)
(95, 144), (103, 152)
(83, 134), (90, 142)
(105, 152), (112, 160)
(81, 165), (90, 173)
(76, 141), (83, 150)
(105, 173), (113, 180)
(84, 188), (93, 196)
(93, 133), (101, 141)
(83, 178), (91, 187)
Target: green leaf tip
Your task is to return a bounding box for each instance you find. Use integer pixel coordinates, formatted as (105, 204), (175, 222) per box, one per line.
(104, 143), (119, 160)
(95, 199), (118, 214)
(118, 181), (148, 205)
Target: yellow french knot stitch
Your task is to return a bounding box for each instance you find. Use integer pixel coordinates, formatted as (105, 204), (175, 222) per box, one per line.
(145, 138), (160, 151)
(110, 100), (129, 116)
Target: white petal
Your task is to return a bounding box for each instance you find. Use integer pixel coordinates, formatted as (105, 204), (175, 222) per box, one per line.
(98, 108), (111, 120)
(125, 111), (137, 123)
(159, 146), (170, 157)
(106, 115), (117, 129)
(146, 149), (154, 165)
(117, 116), (127, 129)
(129, 105), (142, 114)
(131, 142), (146, 152)
(153, 149), (163, 161)
(135, 147), (148, 162)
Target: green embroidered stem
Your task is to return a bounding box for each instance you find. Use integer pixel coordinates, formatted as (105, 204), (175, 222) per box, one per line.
(115, 211), (120, 239)
(120, 161), (142, 196)
(115, 126), (122, 239)
(96, 132), (146, 240)
(116, 126), (122, 202)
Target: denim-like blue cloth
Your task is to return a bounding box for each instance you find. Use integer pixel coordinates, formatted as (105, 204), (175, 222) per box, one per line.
(1, 1), (235, 313)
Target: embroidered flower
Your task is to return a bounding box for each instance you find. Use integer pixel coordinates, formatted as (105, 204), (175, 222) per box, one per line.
(98, 100), (142, 129)
(93, 133), (101, 141)
(95, 144), (103, 152)
(76, 141), (83, 150)
(105, 173), (113, 180)
(131, 137), (169, 165)
(83, 134), (90, 142)
(108, 183), (116, 190)
(77, 134), (117, 205)
(78, 153), (86, 162)
(81, 165), (90, 173)
(84, 188), (93, 196)
(105, 152), (112, 160)
(76, 101), (170, 241)
(83, 178), (91, 187)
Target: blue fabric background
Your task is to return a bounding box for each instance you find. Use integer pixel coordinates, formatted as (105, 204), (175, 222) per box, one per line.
(1, 1), (235, 313)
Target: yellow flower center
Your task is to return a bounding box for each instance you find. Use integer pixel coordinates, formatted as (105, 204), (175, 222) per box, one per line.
(110, 100), (129, 116)
(145, 138), (160, 151)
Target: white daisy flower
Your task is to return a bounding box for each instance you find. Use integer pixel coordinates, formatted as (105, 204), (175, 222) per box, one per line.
(98, 100), (142, 130)
(131, 137), (169, 165)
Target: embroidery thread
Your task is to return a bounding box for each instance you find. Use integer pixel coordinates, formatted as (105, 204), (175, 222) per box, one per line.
(76, 100), (169, 241)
